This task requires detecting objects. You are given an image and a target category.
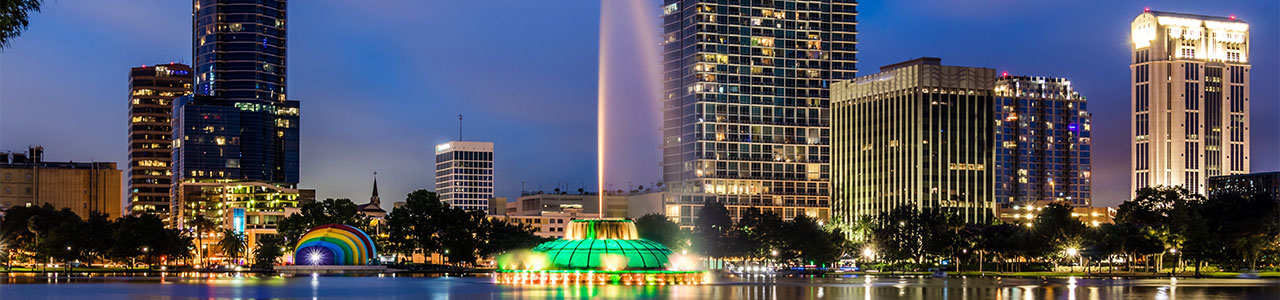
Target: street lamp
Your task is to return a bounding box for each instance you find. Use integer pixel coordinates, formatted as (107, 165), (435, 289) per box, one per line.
(1065, 247), (1080, 272)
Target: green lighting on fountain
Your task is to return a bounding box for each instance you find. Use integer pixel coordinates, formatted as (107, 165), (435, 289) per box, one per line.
(495, 219), (706, 285)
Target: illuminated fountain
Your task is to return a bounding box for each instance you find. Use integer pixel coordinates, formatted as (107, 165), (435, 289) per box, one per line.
(495, 219), (705, 285)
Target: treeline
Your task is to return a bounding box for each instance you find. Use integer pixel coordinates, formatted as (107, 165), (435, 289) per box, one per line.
(0, 205), (190, 270)
(854, 186), (1279, 275)
(276, 190), (548, 267)
(633, 201), (851, 266)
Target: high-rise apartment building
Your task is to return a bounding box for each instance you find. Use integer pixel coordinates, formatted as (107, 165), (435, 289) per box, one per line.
(660, 0), (858, 226)
(434, 141), (494, 213)
(1131, 11), (1250, 195)
(993, 75), (1092, 207)
(173, 0), (299, 234)
(127, 63), (191, 219)
(831, 58), (996, 224)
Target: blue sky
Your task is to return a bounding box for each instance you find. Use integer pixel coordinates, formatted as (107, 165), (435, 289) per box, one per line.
(1, 0), (1275, 210)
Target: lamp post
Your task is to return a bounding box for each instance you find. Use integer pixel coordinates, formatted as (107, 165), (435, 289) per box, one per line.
(1065, 248), (1080, 273)
(1168, 248), (1179, 276)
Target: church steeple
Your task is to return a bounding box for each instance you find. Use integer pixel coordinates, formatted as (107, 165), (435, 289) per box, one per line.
(370, 172), (380, 207)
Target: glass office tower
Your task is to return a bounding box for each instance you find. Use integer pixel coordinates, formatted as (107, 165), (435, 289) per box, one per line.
(193, 0), (287, 101)
(127, 63), (191, 219)
(172, 95), (300, 185)
(174, 0), (298, 234)
(993, 75), (1092, 207)
(660, 0), (858, 227)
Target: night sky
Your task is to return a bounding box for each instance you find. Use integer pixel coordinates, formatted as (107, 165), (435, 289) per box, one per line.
(0, 0), (1275, 211)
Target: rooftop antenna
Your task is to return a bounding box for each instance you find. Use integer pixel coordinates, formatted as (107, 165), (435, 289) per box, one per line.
(458, 114), (463, 141)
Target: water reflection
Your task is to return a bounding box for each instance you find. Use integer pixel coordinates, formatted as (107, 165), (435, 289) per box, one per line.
(1, 273), (1276, 299)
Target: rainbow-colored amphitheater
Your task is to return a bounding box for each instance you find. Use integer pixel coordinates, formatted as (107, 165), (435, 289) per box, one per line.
(294, 224), (377, 265)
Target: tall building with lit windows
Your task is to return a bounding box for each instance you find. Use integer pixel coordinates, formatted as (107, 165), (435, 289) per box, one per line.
(1130, 11), (1250, 196)
(993, 75), (1092, 207)
(193, 0), (287, 101)
(434, 141), (495, 214)
(660, 0), (858, 227)
(127, 63), (191, 219)
(173, 0), (299, 236)
(831, 58), (996, 224)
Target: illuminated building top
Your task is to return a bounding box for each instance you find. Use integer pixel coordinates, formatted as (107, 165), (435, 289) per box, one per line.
(1132, 10), (1248, 62)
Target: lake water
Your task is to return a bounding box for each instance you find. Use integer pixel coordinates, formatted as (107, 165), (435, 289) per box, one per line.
(1, 273), (1277, 299)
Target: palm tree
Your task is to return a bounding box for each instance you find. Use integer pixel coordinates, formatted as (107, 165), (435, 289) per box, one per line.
(217, 229), (247, 266)
(187, 215), (216, 267)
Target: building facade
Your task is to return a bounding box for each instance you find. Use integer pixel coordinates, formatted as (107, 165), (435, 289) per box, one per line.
(193, 0), (287, 101)
(174, 0), (299, 233)
(176, 181), (299, 259)
(509, 192), (628, 218)
(127, 63), (192, 219)
(1131, 11), (1250, 196)
(434, 141), (494, 213)
(995, 201), (1115, 228)
(1, 147), (122, 218)
(1208, 171), (1279, 202)
(831, 58), (996, 224)
(660, 0), (858, 227)
(993, 75), (1092, 207)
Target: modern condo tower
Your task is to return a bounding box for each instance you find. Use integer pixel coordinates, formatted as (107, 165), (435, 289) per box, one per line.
(193, 0), (287, 101)
(1131, 11), (1250, 195)
(660, 0), (858, 226)
(127, 63), (191, 219)
(831, 58), (996, 224)
(435, 141), (495, 213)
(993, 75), (1092, 207)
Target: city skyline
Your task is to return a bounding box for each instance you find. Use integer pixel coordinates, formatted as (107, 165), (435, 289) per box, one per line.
(1, 0), (1277, 212)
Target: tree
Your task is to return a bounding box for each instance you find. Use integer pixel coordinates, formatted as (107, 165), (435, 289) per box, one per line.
(252, 234), (286, 269)
(385, 190), (451, 258)
(278, 198), (373, 244)
(783, 215), (845, 266)
(1030, 202), (1087, 267)
(1197, 188), (1280, 272)
(0, 0), (42, 49)
(1115, 186), (1204, 271)
(735, 208), (785, 260)
(186, 214), (217, 267)
(634, 214), (688, 250)
(218, 229), (247, 266)
(111, 215), (186, 269)
(693, 200), (735, 259)
(80, 212), (116, 265)
(477, 218), (546, 259)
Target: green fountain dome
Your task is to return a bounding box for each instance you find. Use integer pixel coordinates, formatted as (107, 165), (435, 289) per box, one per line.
(510, 219), (675, 270)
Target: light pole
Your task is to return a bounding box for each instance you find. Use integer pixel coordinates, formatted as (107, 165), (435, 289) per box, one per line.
(1065, 248), (1080, 273)
(1168, 248), (1179, 276)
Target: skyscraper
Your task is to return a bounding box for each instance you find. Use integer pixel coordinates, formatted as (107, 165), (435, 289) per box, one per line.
(993, 75), (1092, 207)
(173, 0), (299, 237)
(127, 63), (191, 219)
(434, 141), (494, 213)
(831, 58), (996, 224)
(193, 0), (287, 101)
(660, 0), (858, 227)
(1131, 11), (1250, 195)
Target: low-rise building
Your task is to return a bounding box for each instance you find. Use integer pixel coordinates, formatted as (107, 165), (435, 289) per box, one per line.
(1, 146), (122, 218)
(996, 200), (1115, 227)
(1208, 172), (1280, 202)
